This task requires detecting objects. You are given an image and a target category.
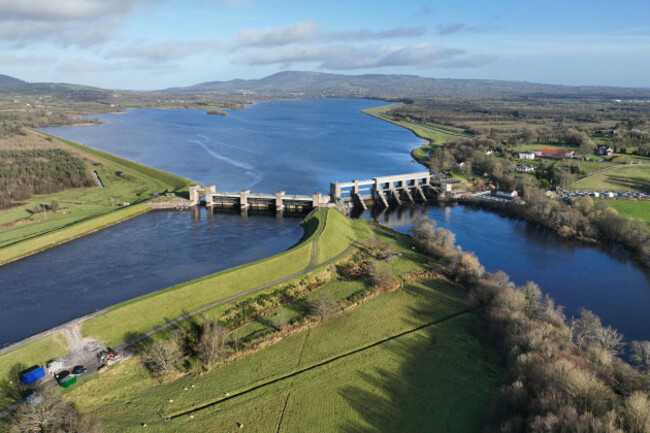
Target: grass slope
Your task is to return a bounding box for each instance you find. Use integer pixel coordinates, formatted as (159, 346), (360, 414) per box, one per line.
(607, 200), (650, 224)
(569, 165), (650, 192)
(0, 130), (193, 265)
(0, 334), (68, 408)
(66, 276), (498, 432)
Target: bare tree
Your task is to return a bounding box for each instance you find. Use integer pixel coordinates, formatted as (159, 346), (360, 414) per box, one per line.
(271, 310), (290, 331)
(310, 294), (337, 320)
(368, 262), (398, 291)
(197, 319), (230, 365)
(142, 337), (184, 378)
(630, 341), (650, 374)
(623, 392), (650, 433)
(9, 389), (101, 433)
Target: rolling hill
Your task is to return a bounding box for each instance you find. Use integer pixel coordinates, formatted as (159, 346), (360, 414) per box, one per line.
(163, 70), (650, 99)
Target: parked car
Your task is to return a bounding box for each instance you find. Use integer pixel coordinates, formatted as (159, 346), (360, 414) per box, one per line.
(71, 365), (87, 375)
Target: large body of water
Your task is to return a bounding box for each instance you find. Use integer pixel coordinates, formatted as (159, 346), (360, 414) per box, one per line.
(1, 98), (648, 345)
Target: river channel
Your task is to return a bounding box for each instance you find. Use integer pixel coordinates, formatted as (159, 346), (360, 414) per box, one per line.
(0, 98), (648, 346)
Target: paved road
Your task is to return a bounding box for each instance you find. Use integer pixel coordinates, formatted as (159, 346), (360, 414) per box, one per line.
(118, 209), (362, 351)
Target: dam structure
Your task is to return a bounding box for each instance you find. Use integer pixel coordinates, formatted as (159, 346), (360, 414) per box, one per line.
(189, 185), (327, 212)
(330, 171), (449, 210)
(187, 172), (452, 214)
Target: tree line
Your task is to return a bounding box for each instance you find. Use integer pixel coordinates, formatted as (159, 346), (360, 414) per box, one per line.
(0, 148), (95, 208)
(410, 217), (650, 433)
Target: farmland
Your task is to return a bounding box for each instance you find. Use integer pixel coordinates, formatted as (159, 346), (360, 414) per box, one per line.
(568, 165), (650, 192)
(0, 129), (192, 265)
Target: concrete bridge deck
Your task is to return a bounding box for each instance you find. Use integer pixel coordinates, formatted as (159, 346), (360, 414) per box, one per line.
(189, 186), (327, 212)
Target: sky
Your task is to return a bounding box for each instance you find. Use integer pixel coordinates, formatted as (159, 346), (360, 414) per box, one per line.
(1, 0), (650, 90)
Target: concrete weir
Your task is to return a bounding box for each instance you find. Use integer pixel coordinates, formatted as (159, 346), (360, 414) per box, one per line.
(189, 185), (327, 213)
(330, 172), (443, 210)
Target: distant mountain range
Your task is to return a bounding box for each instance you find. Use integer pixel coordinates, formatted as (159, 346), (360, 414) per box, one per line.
(162, 71), (650, 99)
(2, 71), (650, 100)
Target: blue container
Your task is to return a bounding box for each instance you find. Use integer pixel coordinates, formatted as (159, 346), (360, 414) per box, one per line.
(21, 367), (45, 385)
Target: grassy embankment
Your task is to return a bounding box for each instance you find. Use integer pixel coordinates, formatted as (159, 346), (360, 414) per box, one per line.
(362, 104), (467, 160)
(0, 209), (327, 408)
(0, 130), (193, 265)
(61, 214), (498, 433)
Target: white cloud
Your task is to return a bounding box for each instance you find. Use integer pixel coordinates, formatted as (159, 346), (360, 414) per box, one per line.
(234, 43), (465, 70)
(0, 0), (160, 47)
(111, 39), (223, 62)
(231, 20), (426, 50)
(0, 0), (158, 21)
(437, 23), (482, 35)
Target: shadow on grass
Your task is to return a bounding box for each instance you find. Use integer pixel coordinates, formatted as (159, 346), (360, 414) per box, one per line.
(338, 314), (499, 433)
(597, 174), (650, 191)
(0, 364), (37, 408)
(336, 279), (498, 433)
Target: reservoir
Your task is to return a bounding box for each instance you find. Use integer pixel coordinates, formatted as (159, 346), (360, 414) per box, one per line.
(1, 99), (648, 345)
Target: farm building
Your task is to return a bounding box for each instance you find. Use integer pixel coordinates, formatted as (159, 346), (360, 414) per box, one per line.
(517, 165), (535, 173)
(518, 151), (536, 160)
(536, 149), (575, 159)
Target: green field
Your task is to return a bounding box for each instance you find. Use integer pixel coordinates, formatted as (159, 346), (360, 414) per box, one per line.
(607, 200), (650, 224)
(65, 268), (498, 432)
(568, 165), (650, 192)
(0, 130), (193, 265)
(0, 334), (68, 408)
(0, 210), (499, 432)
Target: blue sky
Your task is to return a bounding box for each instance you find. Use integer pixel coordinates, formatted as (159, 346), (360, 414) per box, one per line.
(1, 0), (649, 90)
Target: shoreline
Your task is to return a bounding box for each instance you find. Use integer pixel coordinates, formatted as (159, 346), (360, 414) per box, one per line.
(365, 105), (650, 268)
(0, 129), (194, 266)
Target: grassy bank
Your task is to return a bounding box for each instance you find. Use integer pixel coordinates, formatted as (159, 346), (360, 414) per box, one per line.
(362, 104), (465, 161)
(80, 210), (333, 347)
(0, 129), (193, 265)
(61, 219), (498, 433)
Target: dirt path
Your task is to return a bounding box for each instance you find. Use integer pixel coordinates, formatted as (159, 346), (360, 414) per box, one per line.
(0, 309), (107, 357)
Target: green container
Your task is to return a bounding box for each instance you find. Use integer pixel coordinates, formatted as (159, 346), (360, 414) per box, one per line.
(59, 375), (77, 388)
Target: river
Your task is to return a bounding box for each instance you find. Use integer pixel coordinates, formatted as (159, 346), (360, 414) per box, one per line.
(1, 98), (648, 345)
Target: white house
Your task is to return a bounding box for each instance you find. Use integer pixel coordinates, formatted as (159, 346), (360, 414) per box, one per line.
(597, 145), (613, 156)
(518, 151), (536, 160)
(516, 165), (535, 173)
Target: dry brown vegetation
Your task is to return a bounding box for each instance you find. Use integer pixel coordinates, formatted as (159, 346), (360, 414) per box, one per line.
(410, 216), (650, 433)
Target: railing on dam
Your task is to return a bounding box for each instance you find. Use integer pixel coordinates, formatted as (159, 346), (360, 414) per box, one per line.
(189, 185), (327, 212)
(187, 172), (452, 213)
(330, 171), (449, 209)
